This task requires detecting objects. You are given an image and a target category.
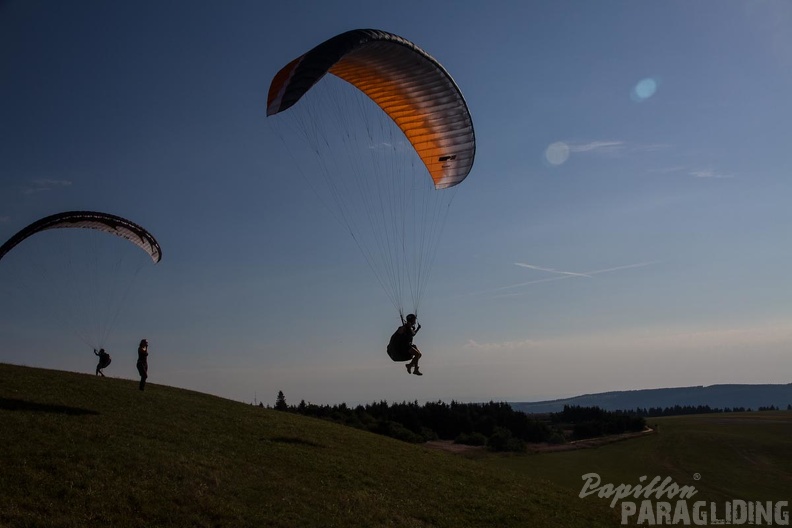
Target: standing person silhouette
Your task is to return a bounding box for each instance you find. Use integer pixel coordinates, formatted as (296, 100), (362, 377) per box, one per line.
(136, 339), (148, 391)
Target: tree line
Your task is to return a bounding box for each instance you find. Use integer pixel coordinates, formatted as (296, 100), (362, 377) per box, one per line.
(614, 403), (792, 417)
(270, 392), (646, 451)
(551, 405), (646, 441)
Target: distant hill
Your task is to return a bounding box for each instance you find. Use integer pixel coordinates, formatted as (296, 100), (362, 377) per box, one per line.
(511, 384), (792, 414)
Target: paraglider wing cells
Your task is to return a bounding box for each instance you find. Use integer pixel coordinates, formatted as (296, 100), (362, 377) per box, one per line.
(267, 28), (476, 189)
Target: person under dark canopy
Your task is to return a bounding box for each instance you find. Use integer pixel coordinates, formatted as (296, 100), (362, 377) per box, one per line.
(387, 314), (423, 376)
(93, 348), (111, 376)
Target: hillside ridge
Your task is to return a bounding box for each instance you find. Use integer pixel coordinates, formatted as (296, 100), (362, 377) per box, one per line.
(511, 383), (792, 414)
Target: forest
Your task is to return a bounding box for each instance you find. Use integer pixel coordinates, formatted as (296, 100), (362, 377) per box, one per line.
(270, 392), (646, 452)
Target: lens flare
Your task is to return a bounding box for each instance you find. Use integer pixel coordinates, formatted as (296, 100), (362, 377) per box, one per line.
(631, 78), (657, 102)
(545, 142), (570, 166)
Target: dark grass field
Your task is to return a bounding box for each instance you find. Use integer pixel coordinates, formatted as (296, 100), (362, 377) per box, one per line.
(479, 410), (792, 522)
(0, 363), (617, 528)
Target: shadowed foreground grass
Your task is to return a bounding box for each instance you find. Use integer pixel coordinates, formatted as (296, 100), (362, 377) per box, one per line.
(0, 363), (616, 528)
(480, 410), (792, 524)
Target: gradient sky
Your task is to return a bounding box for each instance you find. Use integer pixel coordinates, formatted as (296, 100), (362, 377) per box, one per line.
(2, 1), (792, 406)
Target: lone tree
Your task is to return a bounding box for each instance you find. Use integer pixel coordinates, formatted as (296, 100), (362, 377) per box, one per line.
(275, 390), (288, 411)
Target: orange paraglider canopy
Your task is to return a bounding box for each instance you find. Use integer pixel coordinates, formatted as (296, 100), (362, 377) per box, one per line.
(267, 29), (475, 190)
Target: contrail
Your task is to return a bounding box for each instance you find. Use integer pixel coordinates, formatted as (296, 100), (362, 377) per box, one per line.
(469, 260), (661, 297)
(514, 262), (592, 277)
(584, 261), (661, 275)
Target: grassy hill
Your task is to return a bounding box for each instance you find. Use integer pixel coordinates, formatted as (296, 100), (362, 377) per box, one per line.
(481, 412), (792, 507)
(0, 363), (616, 528)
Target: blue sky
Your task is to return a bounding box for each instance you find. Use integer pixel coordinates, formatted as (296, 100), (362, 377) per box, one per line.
(2, 1), (792, 405)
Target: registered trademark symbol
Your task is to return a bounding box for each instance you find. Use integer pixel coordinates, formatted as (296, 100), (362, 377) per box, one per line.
(693, 473), (701, 480)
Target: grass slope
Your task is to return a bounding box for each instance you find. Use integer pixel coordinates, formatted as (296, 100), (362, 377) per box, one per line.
(0, 363), (616, 528)
(481, 412), (792, 508)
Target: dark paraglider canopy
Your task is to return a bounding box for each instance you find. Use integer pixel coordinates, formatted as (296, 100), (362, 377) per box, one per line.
(0, 211), (162, 264)
(0, 210), (162, 349)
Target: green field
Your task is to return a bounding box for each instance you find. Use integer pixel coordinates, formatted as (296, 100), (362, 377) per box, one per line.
(0, 363), (616, 528)
(4, 363), (790, 527)
(480, 411), (792, 523)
